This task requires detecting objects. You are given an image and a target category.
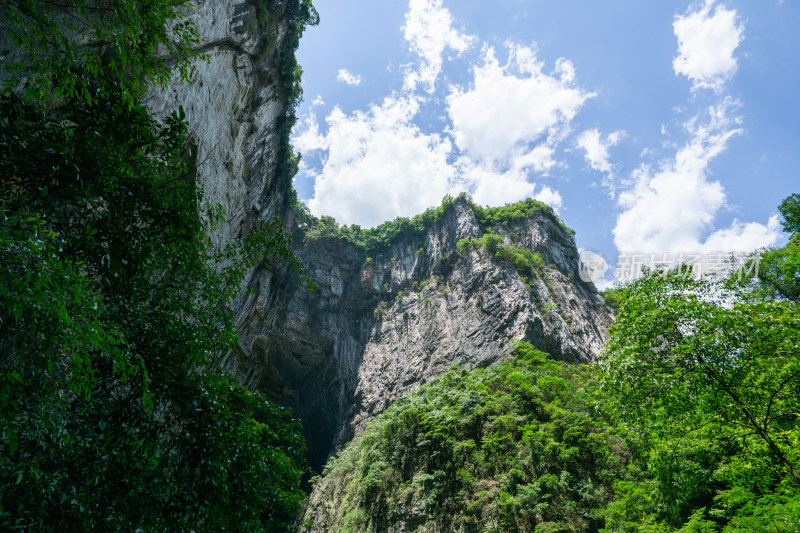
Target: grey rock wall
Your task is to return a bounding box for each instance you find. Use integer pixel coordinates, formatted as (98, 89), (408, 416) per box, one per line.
(232, 198), (613, 470)
(144, 0), (291, 249)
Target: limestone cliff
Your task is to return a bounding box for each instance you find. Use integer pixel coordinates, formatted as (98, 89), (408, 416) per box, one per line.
(229, 197), (613, 469)
(143, 0), (307, 249)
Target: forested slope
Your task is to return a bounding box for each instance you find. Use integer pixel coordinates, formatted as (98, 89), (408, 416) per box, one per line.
(301, 197), (800, 532)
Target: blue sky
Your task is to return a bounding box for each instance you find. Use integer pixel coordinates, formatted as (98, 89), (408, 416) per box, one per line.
(291, 0), (799, 285)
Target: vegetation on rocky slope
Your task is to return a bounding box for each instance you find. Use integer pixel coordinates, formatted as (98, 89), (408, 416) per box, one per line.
(294, 193), (574, 255)
(304, 341), (627, 533)
(456, 232), (545, 289)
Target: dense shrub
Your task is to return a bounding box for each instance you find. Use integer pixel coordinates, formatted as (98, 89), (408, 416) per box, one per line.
(308, 342), (628, 532)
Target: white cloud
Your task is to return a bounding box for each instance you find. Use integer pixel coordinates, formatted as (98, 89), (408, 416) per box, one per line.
(293, 95), (455, 227)
(457, 163), (562, 212)
(576, 128), (625, 196)
(703, 215), (781, 251)
(673, 0), (744, 91)
(336, 69), (362, 86)
(444, 44), (592, 205)
(403, 0), (475, 93)
(613, 98), (780, 254)
(459, 163), (536, 207)
(293, 40), (591, 227)
(447, 44), (593, 166)
(294, 38), (593, 227)
(593, 277), (616, 291)
(533, 186), (563, 211)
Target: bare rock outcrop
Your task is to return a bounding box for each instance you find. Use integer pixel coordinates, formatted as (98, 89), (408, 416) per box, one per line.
(143, 0), (298, 249)
(232, 197), (613, 469)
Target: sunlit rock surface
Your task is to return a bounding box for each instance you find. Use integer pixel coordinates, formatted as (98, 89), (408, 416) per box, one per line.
(234, 198), (613, 469)
(144, 0), (293, 249)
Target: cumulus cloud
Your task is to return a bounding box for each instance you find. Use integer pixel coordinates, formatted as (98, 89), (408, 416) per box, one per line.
(673, 0), (744, 91)
(293, 95), (455, 227)
(454, 157), (562, 209)
(703, 215), (782, 251)
(294, 17), (601, 227)
(403, 0), (475, 93)
(447, 45), (593, 164)
(336, 69), (362, 86)
(613, 99), (780, 254)
(444, 44), (592, 206)
(293, 40), (593, 227)
(533, 186), (564, 211)
(609, 3), (777, 263)
(576, 128), (625, 196)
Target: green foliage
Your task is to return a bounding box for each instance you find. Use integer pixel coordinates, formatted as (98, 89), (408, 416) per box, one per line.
(598, 256), (800, 530)
(480, 232), (504, 254)
(601, 288), (622, 311)
(296, 195), (459, 253)
(753, 192), (800, 302)
(600, 269), (800, 480)
(267, 0), (320, 199)
(756, 238), (800, 302)
(598, 193), (800, 530)
(456, 236), (477, 254)
(2, 0), (201, 106)
(0, 89), (308, 533)
(471, 196), (575, 238)
(0, 1), (318, 529)
(373, 301), (390, 319)
(778, 193), (800, 234)
(295, 192), (572, 255)
(495, 244), (544, 277)
(308, 342), (629, 533)
(457, 233), (543, 282)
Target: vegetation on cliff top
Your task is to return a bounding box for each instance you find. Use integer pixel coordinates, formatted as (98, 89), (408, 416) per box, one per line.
(294, 192), (574, 255)
(265, 0), (320, 202)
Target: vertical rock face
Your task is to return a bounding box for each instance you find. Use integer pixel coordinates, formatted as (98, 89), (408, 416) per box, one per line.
(144, 0), (293, 249)
(231, 198), (614, 470)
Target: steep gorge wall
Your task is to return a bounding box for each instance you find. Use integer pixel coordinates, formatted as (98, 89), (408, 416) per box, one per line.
(139, 0), (612, 473)
(230, 198), (613, 469)
(144, 0), (300, 249)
